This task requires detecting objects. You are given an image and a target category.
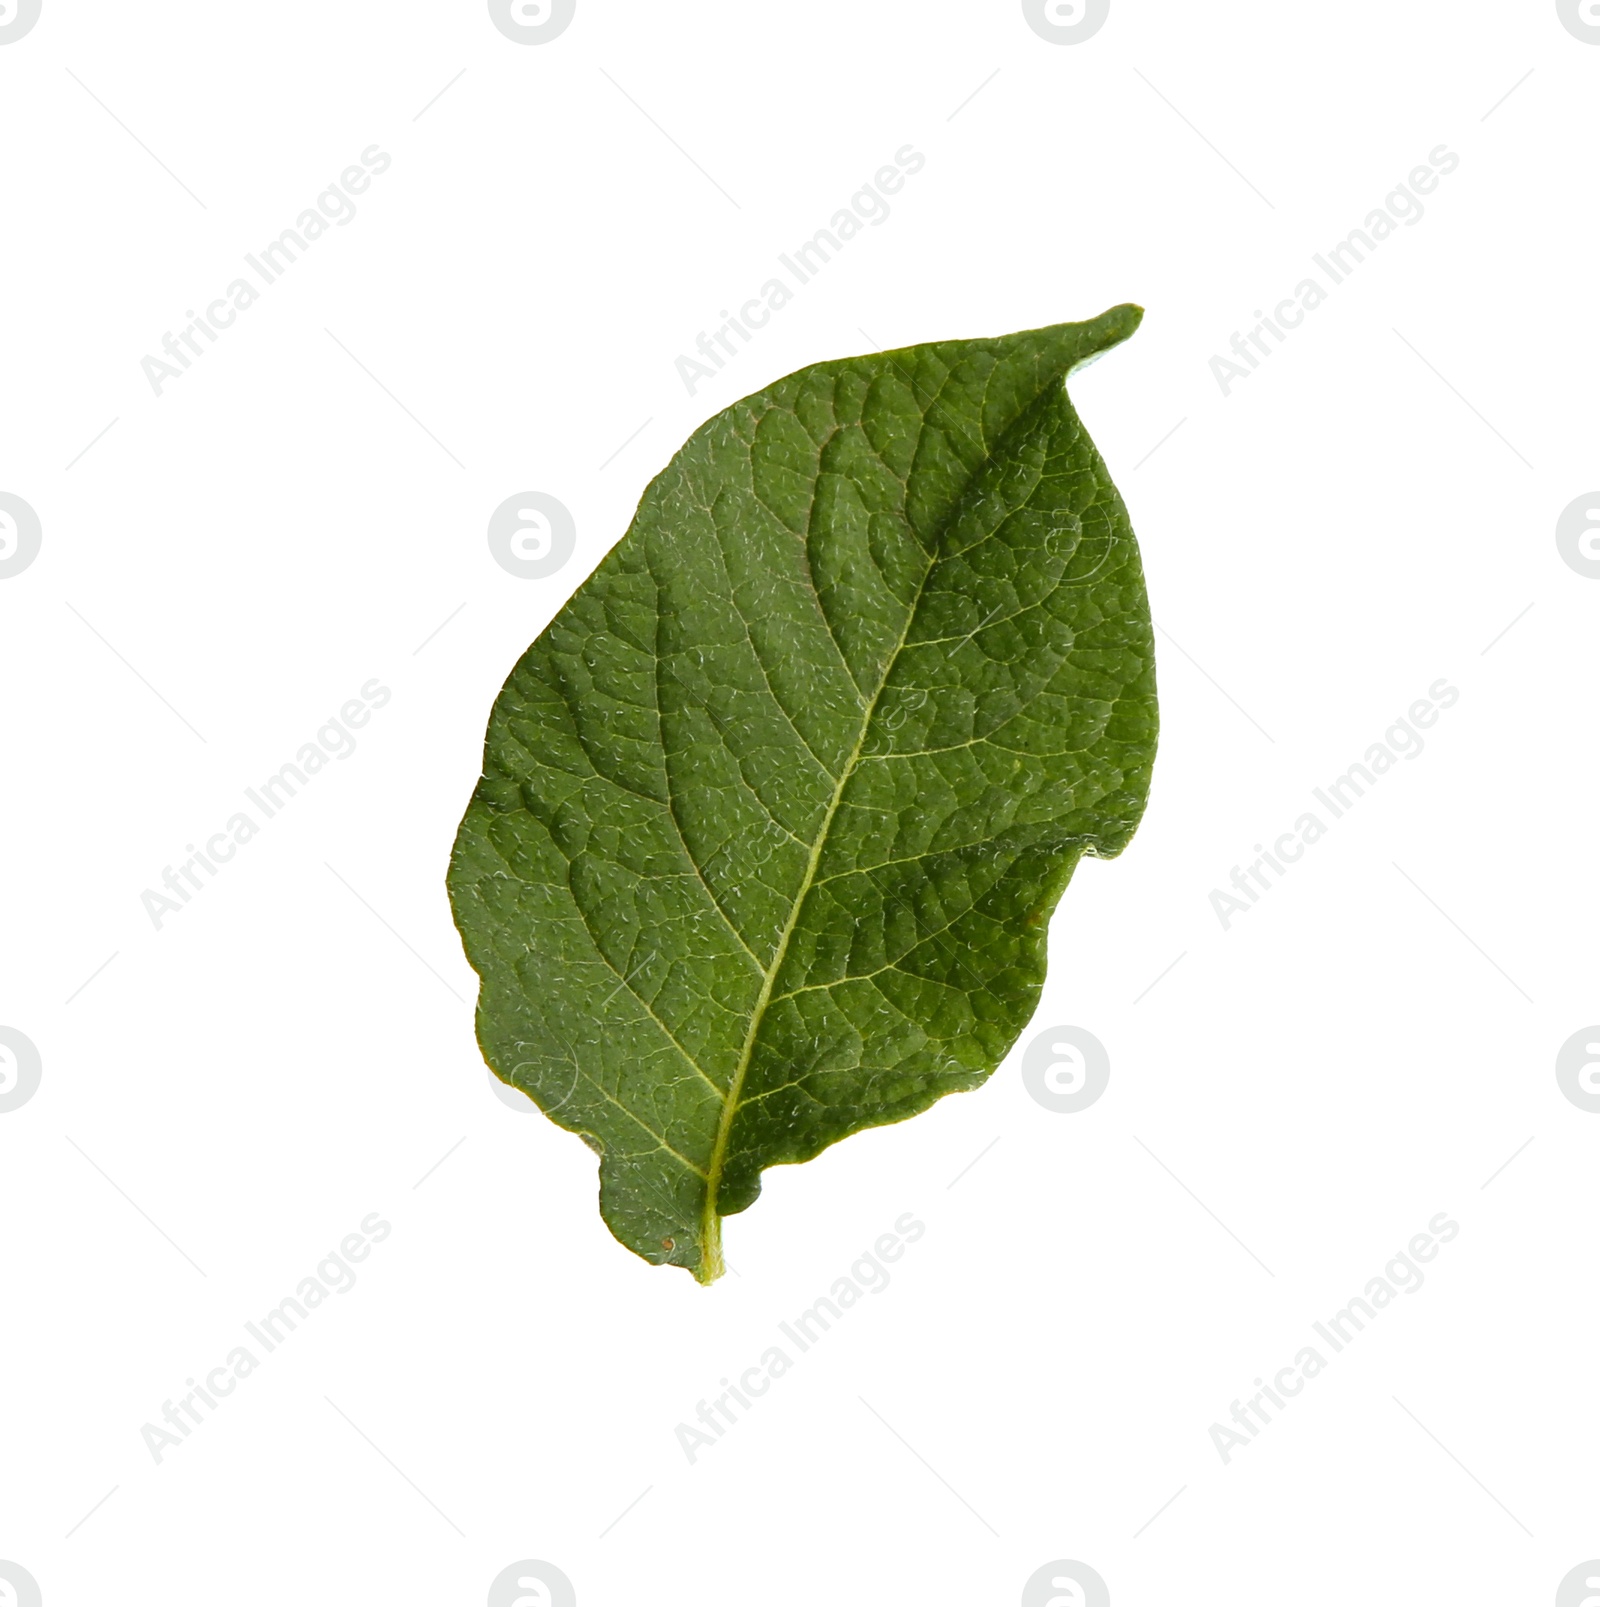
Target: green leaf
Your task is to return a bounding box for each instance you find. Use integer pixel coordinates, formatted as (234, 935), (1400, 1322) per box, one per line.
(448, 307), (1159, 1282)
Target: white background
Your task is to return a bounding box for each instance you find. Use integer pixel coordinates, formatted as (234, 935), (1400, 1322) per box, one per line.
(2, 3), (1597, 1604)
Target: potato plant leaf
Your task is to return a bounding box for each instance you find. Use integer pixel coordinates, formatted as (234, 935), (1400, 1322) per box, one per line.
(448, 308), (1159, 1282)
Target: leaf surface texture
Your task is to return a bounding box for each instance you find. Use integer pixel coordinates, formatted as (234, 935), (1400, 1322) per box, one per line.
(448, 307), (1158, 1280)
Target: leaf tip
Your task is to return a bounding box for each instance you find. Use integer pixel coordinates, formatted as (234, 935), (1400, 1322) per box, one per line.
(1058, 302), (1144, 379)
(1086, 300), (1144, 350)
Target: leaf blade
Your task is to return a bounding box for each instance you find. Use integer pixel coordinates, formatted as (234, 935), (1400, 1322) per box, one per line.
(449, 307), (1158, 1280)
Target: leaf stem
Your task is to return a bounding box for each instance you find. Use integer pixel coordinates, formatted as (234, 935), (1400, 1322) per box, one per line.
(695, 1214), (725, 1285)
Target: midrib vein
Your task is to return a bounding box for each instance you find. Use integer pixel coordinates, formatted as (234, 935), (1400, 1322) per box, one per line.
(696, 363), (1061, 1275)
(699, 486), (963, 1264)
(696, 600), (922, 1271)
